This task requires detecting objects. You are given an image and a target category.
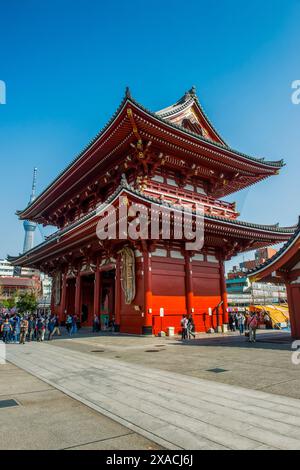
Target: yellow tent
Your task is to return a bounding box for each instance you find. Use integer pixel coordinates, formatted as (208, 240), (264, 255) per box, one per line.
(249, 304), (289, 329)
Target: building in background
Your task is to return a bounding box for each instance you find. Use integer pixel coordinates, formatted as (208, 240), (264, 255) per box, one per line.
(226, 276), (287, 307)
(0, 275), (41, 303)
(227, 247), (287, 307)
(0, 259), (14, 277)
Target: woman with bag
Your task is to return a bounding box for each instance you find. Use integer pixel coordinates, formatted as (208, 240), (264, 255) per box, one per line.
(247, 313), (258, 343)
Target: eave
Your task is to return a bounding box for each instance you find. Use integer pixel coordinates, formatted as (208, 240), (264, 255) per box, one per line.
(11, 182), (296, 268)
(248, 220), (300, 282)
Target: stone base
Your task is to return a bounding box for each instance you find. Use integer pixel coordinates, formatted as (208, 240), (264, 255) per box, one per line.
(142, 326), (153, 335)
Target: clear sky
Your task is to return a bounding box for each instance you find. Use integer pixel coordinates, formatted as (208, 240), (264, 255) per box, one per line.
(0, 0), (299, 271)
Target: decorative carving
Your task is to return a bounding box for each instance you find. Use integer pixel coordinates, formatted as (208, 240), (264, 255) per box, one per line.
(67, 265), (77, 278)
(120, 247), (136, 304)
(80, 260), (96, 273)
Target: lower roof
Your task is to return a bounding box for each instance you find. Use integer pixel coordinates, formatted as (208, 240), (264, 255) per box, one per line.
(9, 180), (297, 268)
(248, 220), (300, 280)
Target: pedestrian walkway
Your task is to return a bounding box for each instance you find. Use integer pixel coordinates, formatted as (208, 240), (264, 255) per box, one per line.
(5, 342), (300, 450)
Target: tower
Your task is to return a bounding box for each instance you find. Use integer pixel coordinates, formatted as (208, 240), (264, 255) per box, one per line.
(23, 168), (37, 253)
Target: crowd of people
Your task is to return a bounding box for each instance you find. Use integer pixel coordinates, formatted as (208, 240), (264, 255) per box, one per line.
(229, 311), (259, 342)
(0, 309), (269, 345)
(0, 311), (82, 344)
(180, 311), (260, 343)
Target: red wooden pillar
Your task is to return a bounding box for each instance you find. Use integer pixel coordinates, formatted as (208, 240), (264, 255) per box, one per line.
(219, 257), (229, 324)
(114, 254), (121, 332)
(143, 249), (153, 335)
(75, 271), (81, 319)
(185, 252), (194, 316)
(93, 262), (101, 317)
(286, 280), (298, 339)
(60, 272), (67, 322)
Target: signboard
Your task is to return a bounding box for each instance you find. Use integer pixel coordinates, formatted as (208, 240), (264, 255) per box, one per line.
(208, 307), (212, 316)
(159, 308), (164, 317)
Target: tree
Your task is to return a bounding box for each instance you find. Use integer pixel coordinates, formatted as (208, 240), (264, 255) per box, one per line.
(3, 297), (16, 309)
(16, 291), (38, 314)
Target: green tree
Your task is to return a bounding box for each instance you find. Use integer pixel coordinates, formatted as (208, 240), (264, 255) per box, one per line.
(3, 297), (17, 309)
(16, 291), (38, 314)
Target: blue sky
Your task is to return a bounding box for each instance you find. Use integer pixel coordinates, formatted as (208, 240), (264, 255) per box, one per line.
(0, 0), (299, 271)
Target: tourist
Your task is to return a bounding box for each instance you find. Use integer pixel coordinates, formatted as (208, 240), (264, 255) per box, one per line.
(234, 312), (239, 331)
(12, 314), (21, 344)
(37, 316), (45, 341)
(181, 315), (188, 340)
(20, 316), (29, 344)
(65, 314), (72, 335)
(70, 315), (77, 335)
(27, 315), (35, 341)
(110, 315), (116, 332)
(47, 315), (55, 339)
(237, 313), (245, 335)
(1, 318), (12, 343)
(229, 314), (236, 332)
(92, 314), (100, 332)
(187, 315), (196, 339)
(247, 313), (258, 343)
(49, 315), (61, 340)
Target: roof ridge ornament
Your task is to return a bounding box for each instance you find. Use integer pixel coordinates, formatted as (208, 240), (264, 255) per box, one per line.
(125, 86), (131, 99)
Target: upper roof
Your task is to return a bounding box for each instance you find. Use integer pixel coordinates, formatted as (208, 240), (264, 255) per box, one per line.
(17, 87), (285, 222)
(156, 86), (227, 145)
(248, 218), (300, 281)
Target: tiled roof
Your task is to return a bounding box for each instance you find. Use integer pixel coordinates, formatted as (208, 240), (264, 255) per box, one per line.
(17, 87), (285, 218)
(247, 218), (300, 277)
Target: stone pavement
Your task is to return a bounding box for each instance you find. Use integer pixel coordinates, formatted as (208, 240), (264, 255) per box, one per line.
(0, 362), (161, 450)
(5, 337), (300, 450)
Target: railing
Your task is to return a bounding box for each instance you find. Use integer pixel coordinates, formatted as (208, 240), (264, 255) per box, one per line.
(145, 182), (238, 219)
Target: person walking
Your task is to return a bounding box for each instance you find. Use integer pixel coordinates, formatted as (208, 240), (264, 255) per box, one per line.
(49, 315), (61, 340)
(37, 316), (45, 342)
(70, 315), (77, 336)
(47, 315), (55, 339)
(187, 315), (196, 339)
(65, 314), (72, 335)
(247, 313), (258, 343)
(229, 313), (235, 332)
(237, 313), (245, 335)
(12, 315), (21, 344)
(92, 314), (100, 333)
(181, 315), (188, 340)
(1, 318), (12, 343)
(20, 317), (29, 344)
(28, 315), (35, 341)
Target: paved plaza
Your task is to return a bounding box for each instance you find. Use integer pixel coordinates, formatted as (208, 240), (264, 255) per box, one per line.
(2, 330), (300, 450)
